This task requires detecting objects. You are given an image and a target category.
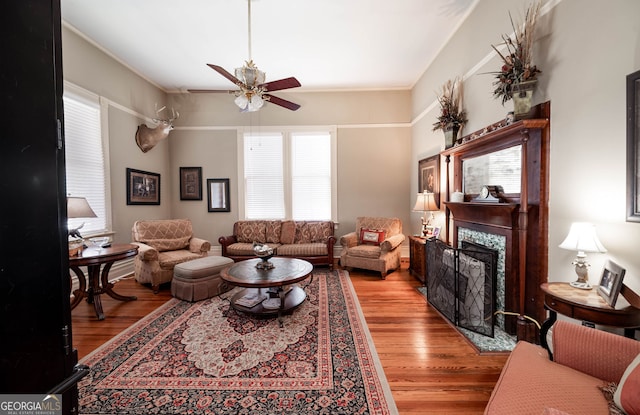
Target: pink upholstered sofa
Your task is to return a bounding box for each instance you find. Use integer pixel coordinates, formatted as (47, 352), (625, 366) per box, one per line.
(131, 219), (211, 293)
(485, 320), (640, 415)
(218, 220), (335, 268)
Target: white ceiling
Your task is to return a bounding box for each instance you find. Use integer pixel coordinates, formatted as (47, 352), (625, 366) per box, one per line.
(61, 0), (476, 93)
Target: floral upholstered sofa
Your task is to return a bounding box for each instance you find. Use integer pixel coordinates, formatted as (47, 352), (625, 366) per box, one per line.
(218, 220), (335, 268)
(131, 219), (211, 293)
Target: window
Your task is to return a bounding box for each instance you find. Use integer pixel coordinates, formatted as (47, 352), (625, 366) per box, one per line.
(239, 127), (336, 221)
(64, 85), (109, 235)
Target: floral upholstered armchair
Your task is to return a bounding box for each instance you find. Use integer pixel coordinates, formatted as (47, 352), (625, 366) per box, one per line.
(131, 219), (211, 293)
(339, 217), (405, 279)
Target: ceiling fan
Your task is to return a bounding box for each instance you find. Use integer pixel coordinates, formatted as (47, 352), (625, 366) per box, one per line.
(188, 0), (301, 112)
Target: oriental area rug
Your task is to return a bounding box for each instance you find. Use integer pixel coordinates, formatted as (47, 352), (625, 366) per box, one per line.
(78, 270), (398, 415)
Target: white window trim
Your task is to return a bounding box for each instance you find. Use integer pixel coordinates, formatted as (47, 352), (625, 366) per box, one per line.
(237, 125), (338, 221)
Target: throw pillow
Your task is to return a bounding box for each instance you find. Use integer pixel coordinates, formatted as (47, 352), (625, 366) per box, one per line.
(265, 220), (282, 243)
(614, 352), (640, 415)
(294, 221), (313, 244)
(236, 221), (266, 243)
(280, 220), (296, 244)
(308, 221), (333, 243)
(359, 228), (385, 245)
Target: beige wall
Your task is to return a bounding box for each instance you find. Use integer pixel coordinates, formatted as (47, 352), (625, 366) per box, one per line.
(62, 25), (412, 249)
(412, 0), (640, 295)
(167, 90), (412, 244)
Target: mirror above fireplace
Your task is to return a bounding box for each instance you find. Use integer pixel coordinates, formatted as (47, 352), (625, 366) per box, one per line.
(462, 145), (522, 195)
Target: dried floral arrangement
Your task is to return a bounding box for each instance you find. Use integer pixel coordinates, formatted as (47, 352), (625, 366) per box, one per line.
(490, 1), (542, 105)
(432, 78), (468, 131)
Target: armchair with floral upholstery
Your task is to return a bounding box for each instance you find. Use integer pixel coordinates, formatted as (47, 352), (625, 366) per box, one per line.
(131, 219), (211, 293)
(339, 217), (405, 279)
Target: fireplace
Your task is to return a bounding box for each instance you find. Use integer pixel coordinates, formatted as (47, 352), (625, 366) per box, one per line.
(439, 104), (552, 341)
(426, 239), (498, 337)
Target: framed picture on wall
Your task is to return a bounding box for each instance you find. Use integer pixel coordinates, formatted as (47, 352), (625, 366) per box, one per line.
(627, 69), (640, 222)
(179, 167), (202, 200)
(418, 154), (440, 208)
(126, 168), (160, 205)
(207, 178), (230, 212)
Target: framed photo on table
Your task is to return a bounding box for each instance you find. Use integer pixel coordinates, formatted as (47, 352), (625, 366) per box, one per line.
(126, 168), (160, 205)
(424, 225), (441, 239)
(418, 154), (440, 208)
(179, 167), (202, 200)
(207, 178), (230, 212)
(597, 259), (626, 307)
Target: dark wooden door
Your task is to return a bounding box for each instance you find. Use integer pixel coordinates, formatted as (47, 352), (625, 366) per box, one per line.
(1, 1), (85, 413)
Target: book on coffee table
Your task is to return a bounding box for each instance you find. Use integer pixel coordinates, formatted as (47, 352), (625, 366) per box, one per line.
(235, 292), (267, 308)
(262, 297), (282, 310)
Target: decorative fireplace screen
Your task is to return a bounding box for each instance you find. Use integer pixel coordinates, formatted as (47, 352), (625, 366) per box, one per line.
(426, 239), (498, 337)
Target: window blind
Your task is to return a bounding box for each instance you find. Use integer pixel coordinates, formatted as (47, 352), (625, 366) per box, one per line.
(244, 133), (285, 219)
(242, 129), (333, 221)
(64, 92), (107, 234)
(291, 133), (331, 220)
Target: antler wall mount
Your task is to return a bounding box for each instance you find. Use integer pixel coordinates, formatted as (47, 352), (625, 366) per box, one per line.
(135, 105), (179, 153)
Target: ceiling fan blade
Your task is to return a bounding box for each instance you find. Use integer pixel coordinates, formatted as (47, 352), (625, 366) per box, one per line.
(206, 64), (242, 86)
(259, 77), (301, 92)
(187, 89), (237, 94)
(265, 94), (301, 111)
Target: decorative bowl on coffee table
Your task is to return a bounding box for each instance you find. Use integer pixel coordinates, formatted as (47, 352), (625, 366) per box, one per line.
(253, 243), (275, 270)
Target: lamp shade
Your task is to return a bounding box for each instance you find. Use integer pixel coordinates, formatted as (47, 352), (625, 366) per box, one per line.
(559, 222), (606, 253)
(412, 192), (438, 212)
(67, 197), (97, 219)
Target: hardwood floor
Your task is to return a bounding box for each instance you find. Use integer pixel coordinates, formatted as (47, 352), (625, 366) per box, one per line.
(72, 263), (508, 414)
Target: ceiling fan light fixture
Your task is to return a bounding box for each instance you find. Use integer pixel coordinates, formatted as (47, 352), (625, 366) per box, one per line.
(190, 0), (300, 112)
(247, 94), (264, 111)
(234, 94), (249, 109)
(234, 90), (264, 112)
(235, 60), (265, 88)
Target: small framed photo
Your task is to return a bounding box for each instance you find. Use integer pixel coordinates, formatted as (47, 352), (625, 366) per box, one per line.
(424, 225), (441, 239)
(180, 167), (202, 200)
(207, 178), (230, 212)
(597, 259), (626, 307)
(126, 168), (160, 205)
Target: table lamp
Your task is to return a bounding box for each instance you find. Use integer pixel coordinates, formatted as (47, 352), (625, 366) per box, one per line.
(412, 192), (438, 237)
(67, 196), (97, 239)
(558, 222), (607, 289)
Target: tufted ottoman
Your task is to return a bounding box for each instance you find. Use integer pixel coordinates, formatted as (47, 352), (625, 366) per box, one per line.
(171, 256), (234, 301)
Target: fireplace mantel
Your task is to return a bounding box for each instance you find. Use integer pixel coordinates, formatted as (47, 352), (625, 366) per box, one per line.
(440, 101), (550, 340)
(444, 202), (519, 229)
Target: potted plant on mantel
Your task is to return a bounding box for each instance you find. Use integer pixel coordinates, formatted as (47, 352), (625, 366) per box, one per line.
(490, 1), (542, 119)
(432, 78), (468, 149)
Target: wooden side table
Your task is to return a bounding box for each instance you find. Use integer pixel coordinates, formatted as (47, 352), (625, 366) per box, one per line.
(69, 243), (138, 320)
(409, 236), (426, 284)
(540, 282), (640, 349)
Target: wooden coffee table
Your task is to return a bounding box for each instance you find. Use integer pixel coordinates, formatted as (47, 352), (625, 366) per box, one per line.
(220, 257), (313, 326)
